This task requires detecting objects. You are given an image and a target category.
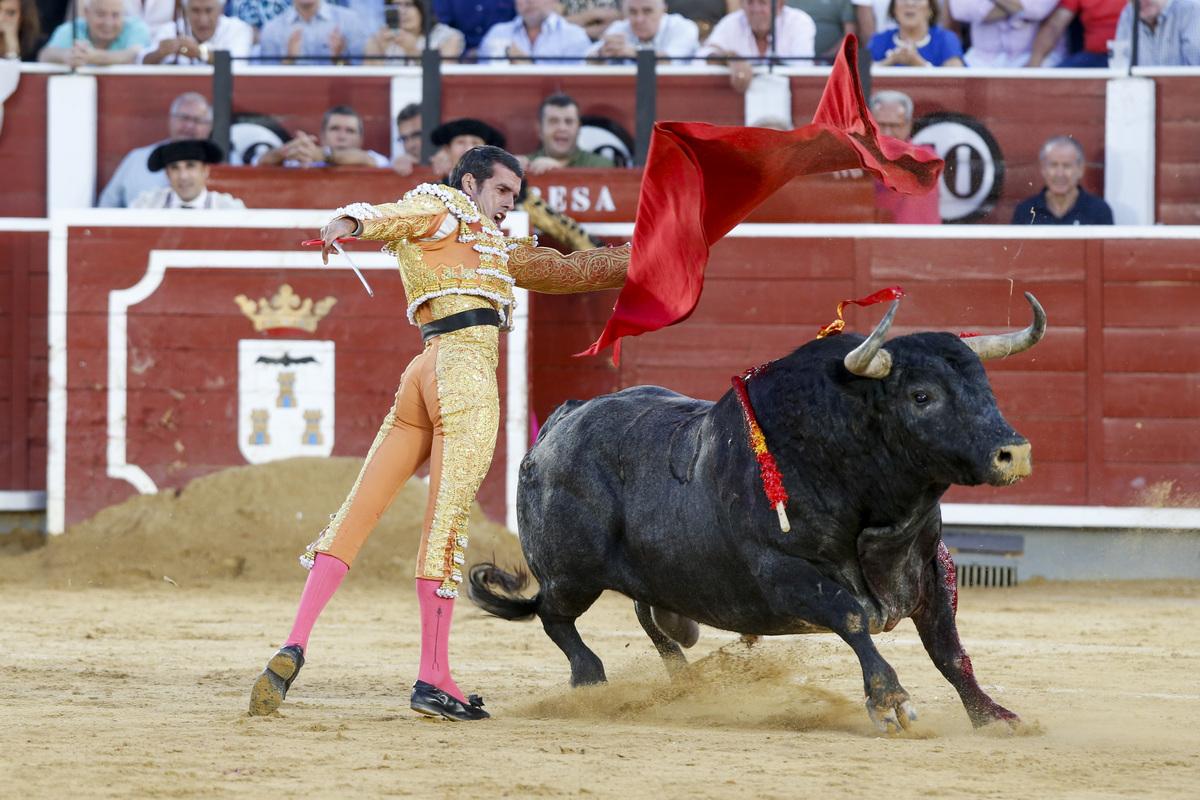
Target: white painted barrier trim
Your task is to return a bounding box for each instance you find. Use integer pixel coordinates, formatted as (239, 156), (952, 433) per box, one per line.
(1105, 77), (1156, 225)
(44, 61), (1186, 80)
(942, 503), (1200, 531)
(583, 222), (1200, 239)
(46, 218), (68, 535)
(503, 214), (531, 535)
(0, 491), (46, 512)
(0, 219), (51, 231)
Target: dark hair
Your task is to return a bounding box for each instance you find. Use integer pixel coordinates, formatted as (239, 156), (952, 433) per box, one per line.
(322, 105), (363, 135)
(17, 0), (41, 61)
(448, 145), (523, 191)
(386, 0), (438, 28)
(887, 0), (938, 27)
(538, 93), (579, 123)
(396, 102), (421, 126)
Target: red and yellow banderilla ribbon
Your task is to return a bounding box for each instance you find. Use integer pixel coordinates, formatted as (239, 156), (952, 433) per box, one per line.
(817, 286), (906, 339)
(731, 365), (790, 532)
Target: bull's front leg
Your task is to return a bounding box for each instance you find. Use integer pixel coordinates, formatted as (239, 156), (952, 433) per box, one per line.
(910, 543), (1021, 728)
(761, 558), (916, 733)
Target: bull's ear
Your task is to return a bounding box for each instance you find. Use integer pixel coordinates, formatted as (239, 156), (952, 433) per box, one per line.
(844, 300), (898, 379)
(961, 292), (1046, 361)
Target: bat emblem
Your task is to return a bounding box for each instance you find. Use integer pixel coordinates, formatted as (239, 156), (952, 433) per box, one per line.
(255, 353), (318, 366)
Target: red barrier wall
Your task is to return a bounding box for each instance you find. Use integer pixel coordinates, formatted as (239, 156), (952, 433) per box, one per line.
(1157, 77), (1200, 226)
(55, 224), (512, 528)
(0, 73), (50, 218)
(0, 230), (48, 490)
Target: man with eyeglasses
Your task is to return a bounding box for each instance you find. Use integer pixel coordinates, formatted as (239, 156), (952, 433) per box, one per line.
(391, 102), (423, 177)
(97, 92), (214, 208)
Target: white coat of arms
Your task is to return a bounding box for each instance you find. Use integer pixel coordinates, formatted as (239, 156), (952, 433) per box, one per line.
(234, 285), (338, 465)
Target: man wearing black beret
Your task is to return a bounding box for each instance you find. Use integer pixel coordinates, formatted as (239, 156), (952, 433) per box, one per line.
(130, 139), (246, 209)
(427, 117), (506, 177)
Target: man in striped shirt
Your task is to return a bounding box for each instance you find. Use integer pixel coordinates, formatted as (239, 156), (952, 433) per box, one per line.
(1113, 0), (1200, 65)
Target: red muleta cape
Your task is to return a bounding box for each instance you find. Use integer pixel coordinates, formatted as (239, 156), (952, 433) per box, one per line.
(578, 36), (945, 363)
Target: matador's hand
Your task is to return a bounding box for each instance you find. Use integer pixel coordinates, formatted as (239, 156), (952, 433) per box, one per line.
(320, 218), (358, 264)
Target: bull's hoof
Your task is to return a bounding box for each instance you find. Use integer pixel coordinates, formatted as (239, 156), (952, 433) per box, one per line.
(866, 698), (917, 733)
(967, 699), (1022, 729)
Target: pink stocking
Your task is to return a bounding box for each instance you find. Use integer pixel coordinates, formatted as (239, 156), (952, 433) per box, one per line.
(416, 578), (463, 701)
(283, 553), (348, 651)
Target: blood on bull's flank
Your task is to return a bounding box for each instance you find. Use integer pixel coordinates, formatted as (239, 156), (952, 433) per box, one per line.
(470, 292), (1047, 734)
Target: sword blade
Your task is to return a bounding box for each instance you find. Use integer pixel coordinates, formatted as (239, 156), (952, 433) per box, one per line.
(333, 241), (374, 297)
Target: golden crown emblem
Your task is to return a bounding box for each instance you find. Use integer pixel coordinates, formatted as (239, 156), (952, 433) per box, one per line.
(234, 284), (337, 333)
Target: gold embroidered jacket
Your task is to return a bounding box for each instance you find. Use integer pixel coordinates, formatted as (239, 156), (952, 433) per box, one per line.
(337, 184), (629, 331)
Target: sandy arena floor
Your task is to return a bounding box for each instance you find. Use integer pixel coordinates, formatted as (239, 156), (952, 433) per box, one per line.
(2, 459), (1198, 799)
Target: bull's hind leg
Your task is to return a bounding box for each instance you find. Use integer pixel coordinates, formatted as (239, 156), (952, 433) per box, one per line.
(911, 543), (1020, 728)
(634, 602), (690, 677)
(538, 588), (607, 686)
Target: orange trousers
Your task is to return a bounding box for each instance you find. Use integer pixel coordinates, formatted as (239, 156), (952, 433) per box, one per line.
(305, 324), (500, 597)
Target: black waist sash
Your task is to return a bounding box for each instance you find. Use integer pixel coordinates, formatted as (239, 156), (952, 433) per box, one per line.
(419, 307), (502, 343)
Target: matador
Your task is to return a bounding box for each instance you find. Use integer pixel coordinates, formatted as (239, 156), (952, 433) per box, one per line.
(250, 146), (630, 721)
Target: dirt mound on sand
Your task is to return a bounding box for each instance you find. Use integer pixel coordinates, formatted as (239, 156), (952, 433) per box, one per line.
(4, 457), (526, 588)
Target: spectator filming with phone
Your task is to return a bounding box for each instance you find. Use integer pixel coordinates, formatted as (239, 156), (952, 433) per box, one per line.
(365, 0), (465, 63)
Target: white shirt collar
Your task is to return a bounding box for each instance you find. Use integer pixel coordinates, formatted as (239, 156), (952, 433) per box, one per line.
(172, 187), (210, 208)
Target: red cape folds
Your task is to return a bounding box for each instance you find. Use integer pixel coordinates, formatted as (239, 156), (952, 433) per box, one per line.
(577, 37), (945, 362)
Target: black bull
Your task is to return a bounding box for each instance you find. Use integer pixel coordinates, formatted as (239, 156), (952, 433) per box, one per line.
(470, 293), (1046, 732)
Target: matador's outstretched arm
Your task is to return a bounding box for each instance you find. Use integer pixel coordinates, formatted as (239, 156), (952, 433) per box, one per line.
(507, 244), (631, 294)
(332, 196), (448, 242)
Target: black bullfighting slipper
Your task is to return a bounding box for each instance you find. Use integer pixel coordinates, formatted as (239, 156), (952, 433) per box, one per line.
(248, 644), (305, 716)
(410, 680), (491, 721)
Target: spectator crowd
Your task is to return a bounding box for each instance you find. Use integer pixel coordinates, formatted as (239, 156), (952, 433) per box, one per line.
(16, 0), (1195, 68)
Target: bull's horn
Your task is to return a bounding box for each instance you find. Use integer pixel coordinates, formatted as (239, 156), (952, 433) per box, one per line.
(961, 292), (1047, 361)
(844, 300), (898, 378)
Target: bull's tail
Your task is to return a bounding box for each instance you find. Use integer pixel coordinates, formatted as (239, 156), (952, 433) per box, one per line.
(466, 562), (540, 621)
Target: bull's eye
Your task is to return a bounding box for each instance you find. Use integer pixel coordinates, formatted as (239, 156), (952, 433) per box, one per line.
(913, 391), (930, 405)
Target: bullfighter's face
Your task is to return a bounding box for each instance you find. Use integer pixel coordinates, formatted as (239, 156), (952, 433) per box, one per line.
(464, 164), (521, 226)
(165, 159), (211, 204)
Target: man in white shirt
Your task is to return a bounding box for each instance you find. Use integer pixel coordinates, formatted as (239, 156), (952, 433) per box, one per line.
(477, 0), (592, 63)
(130, 139), (246, 209)
(139, 0), (255, 65)
(587, 0), (701, 62)
(97, 92), (213, 208)
(258, 0), (370, 64)
(697, 0), (816, 92)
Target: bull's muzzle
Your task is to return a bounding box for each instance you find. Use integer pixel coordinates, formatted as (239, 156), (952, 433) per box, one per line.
(990, 442), (1032, 485)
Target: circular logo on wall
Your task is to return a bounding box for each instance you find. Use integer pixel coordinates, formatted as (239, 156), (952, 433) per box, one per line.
(911, 112), (1005, 224)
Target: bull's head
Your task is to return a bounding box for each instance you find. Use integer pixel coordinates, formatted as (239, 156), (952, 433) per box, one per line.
(842, 293), (1046, 486)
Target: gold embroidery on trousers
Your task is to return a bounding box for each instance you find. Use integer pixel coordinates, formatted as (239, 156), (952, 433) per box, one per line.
(421, 325), (499, 598)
